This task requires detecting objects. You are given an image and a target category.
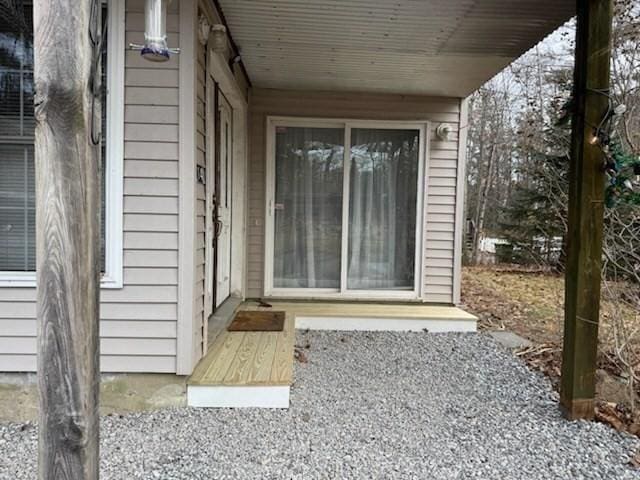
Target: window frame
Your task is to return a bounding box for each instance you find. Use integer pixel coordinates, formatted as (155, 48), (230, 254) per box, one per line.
(0, 0), (124, 288)
(264, 116), (429, 300)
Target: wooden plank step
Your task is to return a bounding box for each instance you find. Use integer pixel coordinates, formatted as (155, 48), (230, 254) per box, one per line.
(188, 316), (295, 387)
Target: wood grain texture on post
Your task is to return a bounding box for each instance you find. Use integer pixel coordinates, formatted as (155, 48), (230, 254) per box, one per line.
(34, 0), (101, 478)
(560, 0), (613, 420)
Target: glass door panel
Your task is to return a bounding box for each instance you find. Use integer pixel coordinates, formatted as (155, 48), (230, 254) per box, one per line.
(273, 127), (344, 289)
(347, 128), (420, 290)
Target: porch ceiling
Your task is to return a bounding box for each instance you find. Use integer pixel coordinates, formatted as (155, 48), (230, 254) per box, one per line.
(217, 0), (574, 97)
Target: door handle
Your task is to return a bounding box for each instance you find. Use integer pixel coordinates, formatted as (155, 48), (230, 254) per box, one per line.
(212, 219), (222, 248)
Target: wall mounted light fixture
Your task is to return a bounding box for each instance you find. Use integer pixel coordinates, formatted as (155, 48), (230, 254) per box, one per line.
(435, 123), (452, 141)
(211, 24), (229, 56)
(198, 15), (210, 46)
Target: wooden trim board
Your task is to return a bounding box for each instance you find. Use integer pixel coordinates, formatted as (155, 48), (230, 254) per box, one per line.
(452, 97), (469, 305)
(177, 0), (198, 375)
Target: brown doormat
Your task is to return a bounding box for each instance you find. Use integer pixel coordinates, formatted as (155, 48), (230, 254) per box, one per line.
(227, 311), (285, 332)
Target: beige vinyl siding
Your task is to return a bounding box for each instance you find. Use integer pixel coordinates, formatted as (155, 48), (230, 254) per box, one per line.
(247, 88), (460, 304)
(0, 0), (180, 372)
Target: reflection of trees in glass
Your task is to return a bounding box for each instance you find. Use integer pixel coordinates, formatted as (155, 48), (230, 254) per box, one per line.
(0, 4), (34, 136)
(274, 128), (345, 288)
(0, 5), (35, 271)
(349, 129), (419, 289)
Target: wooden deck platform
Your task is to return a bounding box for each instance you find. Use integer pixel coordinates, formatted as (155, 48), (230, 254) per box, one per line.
(187, 301), (477, 408)
(268, 301), (477, 332)
(187, 311), (295, 408)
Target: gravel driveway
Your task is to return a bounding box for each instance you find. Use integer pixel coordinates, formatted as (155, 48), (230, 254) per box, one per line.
(1, 331), (639, 479)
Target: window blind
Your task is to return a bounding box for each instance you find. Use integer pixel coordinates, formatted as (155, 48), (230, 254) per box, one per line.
(0, 4), (107, 272)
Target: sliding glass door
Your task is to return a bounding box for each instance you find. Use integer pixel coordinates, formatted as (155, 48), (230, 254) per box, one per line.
(272, 126), (345, 289)
(267, 119), (425, 298)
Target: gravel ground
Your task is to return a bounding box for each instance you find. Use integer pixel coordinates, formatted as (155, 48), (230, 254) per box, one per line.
(1, 331), (640, 479)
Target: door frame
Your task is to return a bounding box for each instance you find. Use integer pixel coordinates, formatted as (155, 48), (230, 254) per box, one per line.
(205, 51), (248, 308)
(263, 116), (429, 300)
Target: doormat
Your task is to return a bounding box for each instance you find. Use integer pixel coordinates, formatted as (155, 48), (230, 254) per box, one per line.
(227, 311), (285, 332)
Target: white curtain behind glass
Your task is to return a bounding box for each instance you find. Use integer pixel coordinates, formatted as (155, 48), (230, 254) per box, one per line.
(273, 127), (344, 288)
(348, 128), (419, 290)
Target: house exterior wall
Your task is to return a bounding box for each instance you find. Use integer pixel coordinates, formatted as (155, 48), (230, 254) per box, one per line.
(0, 0), (181, 373)
(247, 88), (464, 304)
(0, 1), (467, 374)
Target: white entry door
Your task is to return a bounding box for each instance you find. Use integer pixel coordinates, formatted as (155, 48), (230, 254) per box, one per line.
(215, 95), (233, 307)
(204, 79), (215, 323)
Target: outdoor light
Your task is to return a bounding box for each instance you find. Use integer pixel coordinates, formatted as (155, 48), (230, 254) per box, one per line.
(211, 24), (229, 55)
(435, 123), (452, 141)
(129, 0), (179, 62)
(198, 15), (211, 45)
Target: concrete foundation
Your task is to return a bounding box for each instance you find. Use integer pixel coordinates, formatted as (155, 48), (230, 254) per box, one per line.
(0, 373), (187, 423)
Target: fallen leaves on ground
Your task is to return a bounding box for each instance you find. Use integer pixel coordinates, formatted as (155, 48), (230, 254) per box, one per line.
(596, 402), (630, 432)
(462, 265), (640, 437)
(629, 449), (640, 469)
(294, 348), (308, 363)
(514, 343), (563, 389)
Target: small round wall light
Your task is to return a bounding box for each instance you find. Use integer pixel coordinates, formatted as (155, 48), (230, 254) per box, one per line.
(436, 123), (452, 141)
(198, 15), (210, 46)
(211, 24), (229, 56)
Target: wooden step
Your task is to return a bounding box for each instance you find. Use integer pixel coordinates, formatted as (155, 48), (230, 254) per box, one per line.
(187, 313), (295, 408)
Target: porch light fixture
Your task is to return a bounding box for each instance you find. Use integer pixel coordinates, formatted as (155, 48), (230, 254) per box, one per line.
(435, 123), (452, 141)
(198, 15), (210, 46)
(129, 0), (179, 62)
(211, 24), (229, 56)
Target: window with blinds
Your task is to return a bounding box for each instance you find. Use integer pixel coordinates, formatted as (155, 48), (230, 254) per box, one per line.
(0, 4), (107, 272)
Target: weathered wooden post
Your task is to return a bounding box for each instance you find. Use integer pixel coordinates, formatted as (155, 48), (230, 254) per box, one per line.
(34, 0), (101, 477)
(560, 0), (613, 420)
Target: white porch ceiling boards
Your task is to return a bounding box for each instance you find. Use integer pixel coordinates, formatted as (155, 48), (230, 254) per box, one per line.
(217, 0), (574, 97)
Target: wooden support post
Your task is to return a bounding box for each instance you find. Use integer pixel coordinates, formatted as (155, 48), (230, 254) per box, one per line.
(34, 0), (101, 477)
(560, 0), (613, 420)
